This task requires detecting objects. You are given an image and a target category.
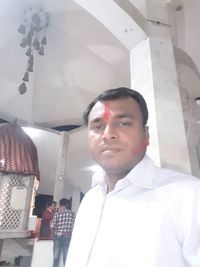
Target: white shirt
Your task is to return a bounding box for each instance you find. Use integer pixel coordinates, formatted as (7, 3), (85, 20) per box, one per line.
(65, 156), (200, 267)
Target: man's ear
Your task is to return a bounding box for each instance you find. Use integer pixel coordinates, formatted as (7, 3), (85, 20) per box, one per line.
(144, 126), (149, 146)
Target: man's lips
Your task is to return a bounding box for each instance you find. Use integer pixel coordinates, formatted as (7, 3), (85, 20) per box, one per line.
(100, 140), (148, 156)
(101, 146), (122, 154)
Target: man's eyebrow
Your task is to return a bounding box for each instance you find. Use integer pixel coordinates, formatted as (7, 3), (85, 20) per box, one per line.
(90, 113), (135, 123)
(90, 117), (103, 123)
(115, 113), (135, 119)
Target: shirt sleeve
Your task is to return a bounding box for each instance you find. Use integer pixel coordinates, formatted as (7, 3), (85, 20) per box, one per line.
(42, 209), (53, 221)
(52, 212), (57, 228)
(171, 181), (200, 266)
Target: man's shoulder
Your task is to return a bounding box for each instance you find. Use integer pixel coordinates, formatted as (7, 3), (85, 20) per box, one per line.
(64, 209), (75, 216)
(155, 165), (200, 189)
(143, 155), (199, 184)
(55, 208), (75, 218)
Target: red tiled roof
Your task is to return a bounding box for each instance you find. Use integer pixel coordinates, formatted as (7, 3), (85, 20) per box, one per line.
(0, 123), (40, 180)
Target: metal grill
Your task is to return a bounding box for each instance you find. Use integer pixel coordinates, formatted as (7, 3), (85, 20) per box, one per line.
(0, 174), (33, 233)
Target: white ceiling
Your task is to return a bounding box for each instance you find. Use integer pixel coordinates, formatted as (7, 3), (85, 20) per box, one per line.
(0, 0), (131, 129)
(0, 0), (199, 130)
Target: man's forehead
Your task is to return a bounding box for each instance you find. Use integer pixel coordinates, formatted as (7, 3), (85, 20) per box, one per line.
(89, 101), (109, 121)
(88, 98), (139, 122)
(91, 101), (106, 111)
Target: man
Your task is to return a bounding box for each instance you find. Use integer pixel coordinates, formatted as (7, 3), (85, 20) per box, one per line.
(39, 200), (57, 239)
(52, 198), (75, 267)
(65, 87), (200, 267)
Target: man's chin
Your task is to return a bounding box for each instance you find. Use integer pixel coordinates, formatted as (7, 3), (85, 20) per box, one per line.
(99, 157), (142, 176)
(100, 159), (118, 167)
(100, 162), (124, 174)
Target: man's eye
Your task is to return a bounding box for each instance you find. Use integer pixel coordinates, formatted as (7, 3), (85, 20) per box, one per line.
(94, 124), (105, 130)
(119, 121), (131, 127)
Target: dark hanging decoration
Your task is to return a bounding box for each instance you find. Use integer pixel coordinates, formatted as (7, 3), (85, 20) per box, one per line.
(41, 36), (47, 45)
(39, 46), (44, 56)
(22, 71), (29, 82)
(17, 7), (49, 95)
(18, 82), (27, 95)
(25, 47), (32, 56)
(28, 55), (34, 65)
(20, 38), (27, 48)
(33, 38), (40, 50)
(18, 24), (26, 34)
(27, 63), (33, 72)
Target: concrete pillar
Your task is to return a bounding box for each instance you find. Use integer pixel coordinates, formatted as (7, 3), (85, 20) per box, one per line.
(54, 133), (80, 212)
(71, 186), (81, 214)
(130, 36), (191, 174)
(54, 132), (69, 203)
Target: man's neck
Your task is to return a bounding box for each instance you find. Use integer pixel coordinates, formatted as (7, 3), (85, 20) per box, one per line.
(104, 156), (146, 192)
(105, 171), (129, 193)
(106, 176), (118, 193)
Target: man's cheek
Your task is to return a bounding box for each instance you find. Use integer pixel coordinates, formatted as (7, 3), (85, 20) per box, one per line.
(132, 139), (149, 155)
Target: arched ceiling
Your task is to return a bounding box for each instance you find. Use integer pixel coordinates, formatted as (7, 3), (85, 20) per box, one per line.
(0, 0), (199, 131)
(0, 0), (134, 129)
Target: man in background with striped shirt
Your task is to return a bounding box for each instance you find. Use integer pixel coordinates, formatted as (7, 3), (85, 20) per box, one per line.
(52, 198), (75, 267)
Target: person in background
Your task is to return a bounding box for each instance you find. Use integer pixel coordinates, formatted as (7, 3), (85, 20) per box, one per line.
(39, 200), (57, 240)
(52, 198), (75, 267)
(65, 87), (200, 267)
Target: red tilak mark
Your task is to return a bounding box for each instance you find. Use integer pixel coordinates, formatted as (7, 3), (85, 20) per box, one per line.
(132, 139), (149, 155)
(103, 103), (110, 121)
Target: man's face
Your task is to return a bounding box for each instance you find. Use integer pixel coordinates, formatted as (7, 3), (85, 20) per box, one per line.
(51, 203), (57, 211)
(88, 97), (149, 177)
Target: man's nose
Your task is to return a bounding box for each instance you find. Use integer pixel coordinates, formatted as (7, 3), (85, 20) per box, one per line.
(102, 124), (118, 140)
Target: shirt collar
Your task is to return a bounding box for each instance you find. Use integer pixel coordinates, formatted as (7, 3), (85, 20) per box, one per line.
(91, 155), (156, 190)
(125, 155), (156, 189)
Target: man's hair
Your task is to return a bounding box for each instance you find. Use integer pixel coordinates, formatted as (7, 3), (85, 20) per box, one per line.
(59, 198), (67, 207)
(83, 87), (148, 126)
(47, 200), (57, 207)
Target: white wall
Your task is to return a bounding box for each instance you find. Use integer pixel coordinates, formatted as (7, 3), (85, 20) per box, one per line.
(177, 64), (200, 177)
(23, 127), (61, 196)
(66, 127), (95, 194)
(24, 126), (96, 197)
